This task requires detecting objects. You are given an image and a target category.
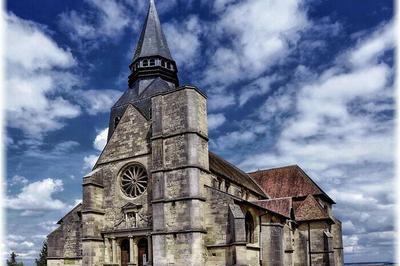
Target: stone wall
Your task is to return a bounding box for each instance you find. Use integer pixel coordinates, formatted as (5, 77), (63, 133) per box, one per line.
(47, 204), (82, 260)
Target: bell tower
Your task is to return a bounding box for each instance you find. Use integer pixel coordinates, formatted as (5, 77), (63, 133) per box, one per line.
(107, 0), (179, 140)
(128, 0), (179, 88)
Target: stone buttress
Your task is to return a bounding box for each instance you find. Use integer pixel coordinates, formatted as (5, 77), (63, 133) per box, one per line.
(151, 87), (208, 265)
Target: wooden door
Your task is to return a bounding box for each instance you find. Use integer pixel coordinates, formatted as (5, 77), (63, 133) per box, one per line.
(138, 238), (148, 266)
(121, 239), (130, 266)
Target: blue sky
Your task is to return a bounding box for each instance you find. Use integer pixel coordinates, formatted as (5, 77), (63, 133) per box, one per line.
(4, 0), (394, 264)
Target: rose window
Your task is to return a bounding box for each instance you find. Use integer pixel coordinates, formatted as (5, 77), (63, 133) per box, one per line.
(120, 164), (148, 198)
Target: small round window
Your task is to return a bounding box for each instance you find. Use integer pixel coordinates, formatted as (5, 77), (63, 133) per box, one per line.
(120, 164), (148, 198)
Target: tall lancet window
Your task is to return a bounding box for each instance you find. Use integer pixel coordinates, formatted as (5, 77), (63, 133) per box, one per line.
(245, 212), (255, 243)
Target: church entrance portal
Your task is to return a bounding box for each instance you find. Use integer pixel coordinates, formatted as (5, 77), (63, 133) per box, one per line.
(120, 239), (130, 266)
(138, 238), (148, 266)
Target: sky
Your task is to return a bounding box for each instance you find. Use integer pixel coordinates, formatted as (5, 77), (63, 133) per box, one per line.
(3, 0), (395, 264)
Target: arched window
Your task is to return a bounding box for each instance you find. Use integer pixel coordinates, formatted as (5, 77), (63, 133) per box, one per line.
(149, 58), (155, 66)
(245, 212), (255, 243)
(161, 60), (166, 68)
(114, 117), (121, 129)
(143, 60), (149, 67)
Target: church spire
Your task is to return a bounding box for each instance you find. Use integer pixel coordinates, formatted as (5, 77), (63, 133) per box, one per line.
(128, 0), (179, 87)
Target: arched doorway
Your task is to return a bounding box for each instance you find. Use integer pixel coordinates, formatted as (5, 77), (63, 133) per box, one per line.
(120, 239), (130, 266)
(137, 238), (148, 266)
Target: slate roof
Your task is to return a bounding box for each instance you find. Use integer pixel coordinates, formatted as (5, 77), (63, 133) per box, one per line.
(251, 198), (292, 218)
(209, 152), (266, 197)
(132, 0), (173, 62)
(248, 165), (334, 204)
(112, 78), (175, 120)
(292, 195), (331, 221)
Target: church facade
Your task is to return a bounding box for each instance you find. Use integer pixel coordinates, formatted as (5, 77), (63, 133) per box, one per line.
(47, 1), (344, 265)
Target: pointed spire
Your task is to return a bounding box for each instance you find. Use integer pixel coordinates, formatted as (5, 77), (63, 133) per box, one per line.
(132, 0), (173, 62)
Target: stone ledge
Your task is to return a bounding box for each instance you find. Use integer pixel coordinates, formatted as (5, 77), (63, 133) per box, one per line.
(150, 85), (207, 99)
(206, 242), (247, 248)
(82, 180), (104, 188)
(151, 165), (210, 174)
(152, 196), (206, 204)
(260, 222), (284, 227)
(81, 208), (105, 215)
(47, 257), (82, 260)
(151, 131), (208, 141)
(152, 228), (207, 235)
(82, 236), (104, 242)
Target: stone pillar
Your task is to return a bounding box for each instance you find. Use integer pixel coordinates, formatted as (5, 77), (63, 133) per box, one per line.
(151, 87), (208, 266)
(104, 238), (110, 263)
(129, 236), (135, 266)
(260, 223), (284, 266)
(112, 238), (117, 264)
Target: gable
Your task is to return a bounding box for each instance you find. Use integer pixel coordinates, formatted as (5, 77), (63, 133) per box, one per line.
(96, 104), (151, 166)
(293, 195), (330, 221)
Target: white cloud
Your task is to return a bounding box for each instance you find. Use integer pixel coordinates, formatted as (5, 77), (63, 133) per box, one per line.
(230, 21), (395, 260)
(73, 89), (122, 115)
(207, 87), (236, 111)
(83, 155), (99, 171)
(208, 113), (226, 130)
(347, 21), (394, 68)
(94, 128), (108, 151)
(10, 175), (28, 186)
(6, 13), (81, 139)
(59, 0), (131, 43)
(164, 16), (203, 69)
(238, 76), (277, 106)
(6, 178), (66, 212)
(203, 0), (308, 86)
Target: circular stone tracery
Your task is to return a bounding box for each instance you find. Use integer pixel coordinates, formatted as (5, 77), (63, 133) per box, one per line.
(120, 164), (148, 198)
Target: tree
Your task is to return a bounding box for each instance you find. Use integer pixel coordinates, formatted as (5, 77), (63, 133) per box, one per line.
(6, 252), (24, 266)
(35, 241), (48, 266)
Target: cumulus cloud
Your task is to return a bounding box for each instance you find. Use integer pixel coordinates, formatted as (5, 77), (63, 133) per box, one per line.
(94, 128), (108, 151)
(164, 16), (203, 69)
(230, 21), (395, 260)
(59, 0), (133, 45)
(83, 127), (108, 171)
(202, 0), (309, 86)
(6, 178), (66, 212)
(6, 13), (81, 139)
(72, 89), (122, 115)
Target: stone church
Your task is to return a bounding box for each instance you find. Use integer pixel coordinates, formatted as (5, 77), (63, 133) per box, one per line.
(47, 1), (344, 265)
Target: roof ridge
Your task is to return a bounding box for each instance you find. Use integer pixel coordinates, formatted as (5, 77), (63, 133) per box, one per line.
(247, 164), (299, 174)
(209, 151), (269, 198)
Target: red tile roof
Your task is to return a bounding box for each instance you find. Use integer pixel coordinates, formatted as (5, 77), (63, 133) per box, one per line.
(248, 165), (334, 203)
(251, 198), (292, 218)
